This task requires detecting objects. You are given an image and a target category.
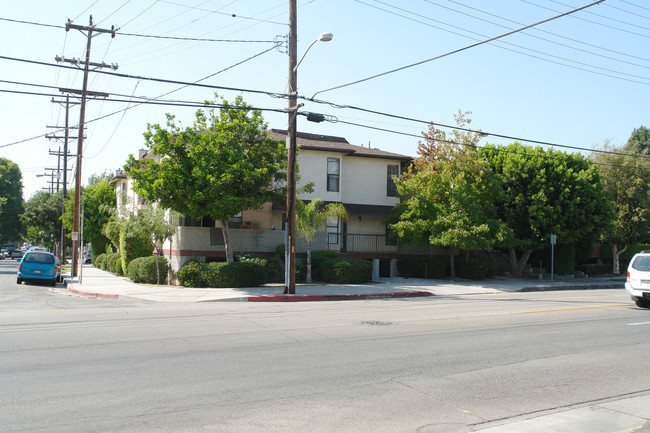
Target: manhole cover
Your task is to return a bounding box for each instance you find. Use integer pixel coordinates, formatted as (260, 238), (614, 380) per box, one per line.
(361, 320), (394, 326)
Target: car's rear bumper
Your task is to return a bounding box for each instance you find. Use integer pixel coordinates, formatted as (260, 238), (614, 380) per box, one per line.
(625, 282), (650, 300)
(18, 271), (56, 281)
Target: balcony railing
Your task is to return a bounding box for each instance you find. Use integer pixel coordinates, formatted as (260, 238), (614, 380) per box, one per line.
(327, 233), (398, 253)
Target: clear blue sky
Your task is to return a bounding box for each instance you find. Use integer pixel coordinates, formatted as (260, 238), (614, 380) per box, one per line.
(1, 0), (648, 199)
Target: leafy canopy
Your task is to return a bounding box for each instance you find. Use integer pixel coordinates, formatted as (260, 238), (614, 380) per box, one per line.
(124, 94), (286, 224)
(391, 112), (511, 251)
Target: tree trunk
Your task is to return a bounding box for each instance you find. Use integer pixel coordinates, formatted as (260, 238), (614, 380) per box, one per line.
(155, 248), (160, 285)
(306, 241), (312, 283)
(517, 249), (534, 277)
(508, 247), (518, 276)
(220, 220), (234, 263)
(508, 247), (534, 277)
(611, 243), (627, 275)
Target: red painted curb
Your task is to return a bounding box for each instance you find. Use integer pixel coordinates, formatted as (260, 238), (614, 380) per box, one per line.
(67, 285), (120, 300)
(247, 291), (432, 302)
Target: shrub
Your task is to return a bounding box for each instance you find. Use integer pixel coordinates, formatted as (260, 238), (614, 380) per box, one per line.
(216, 262), (268, 288)
(310, 250), (339, 281)
(275, 244), (285, 262)
(94, 253), (106, 269)
(177, 261), (205, 288)
(119, 229), (153, 277)
(397, 257), (448, 279)
(239, 254), (283, 283)
(577, 263), (610, 276)
(113, 255), (124, 275)
(320, 258), (372, 284)
(106, 253), (120, 273)
(127, 257), (141, 282)
(455, 258), (497, 280)
(128, 256), (169, 284)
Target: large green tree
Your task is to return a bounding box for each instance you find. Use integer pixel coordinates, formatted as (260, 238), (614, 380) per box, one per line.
(20, 191), (63, 251)
(125, 94), (286, 262)
(481, 142), (613, 276)
(593, 139), (650, 274)
(391, 112), (511, 279)
(624, 126), (650, 155)
(0, 158), (24, 243)
(296, 198), (348, 283)
(62, 178), (116, 254)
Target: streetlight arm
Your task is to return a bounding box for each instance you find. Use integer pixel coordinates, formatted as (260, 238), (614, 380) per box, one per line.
(294, 32), (333, 72)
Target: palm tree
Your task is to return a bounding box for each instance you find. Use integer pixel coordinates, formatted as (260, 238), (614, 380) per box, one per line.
(296, 198), (348, 283)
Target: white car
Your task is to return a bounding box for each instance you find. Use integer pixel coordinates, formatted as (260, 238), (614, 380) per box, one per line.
(625, 251), (650, 309)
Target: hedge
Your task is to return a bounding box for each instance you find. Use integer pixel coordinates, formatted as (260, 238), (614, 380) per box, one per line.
(176, 261), (267, 288)
(127, 256), (169, 284)
(397, 256), (448, 279)
(310, 250), (338, 281)
(177, 261), (204, 288)
(238, 254), (282, 283)
(455, 258), (497, 280)
(319, 258), (372, 284)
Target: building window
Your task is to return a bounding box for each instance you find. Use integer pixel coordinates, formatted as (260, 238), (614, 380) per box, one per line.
(327, 157), (340, 192)
(326, 216), (339, 245)
(229, 213), (242, 229)
(387, 164), (399, 197)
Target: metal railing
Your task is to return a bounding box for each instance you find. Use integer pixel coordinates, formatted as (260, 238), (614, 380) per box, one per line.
(328, 233), (398, 253)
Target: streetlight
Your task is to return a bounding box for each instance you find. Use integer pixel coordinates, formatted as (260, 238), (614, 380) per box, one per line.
(284, 8), (333, 295)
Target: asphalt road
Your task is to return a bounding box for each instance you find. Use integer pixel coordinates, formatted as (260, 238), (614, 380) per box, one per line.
(1, 259), (648, 432)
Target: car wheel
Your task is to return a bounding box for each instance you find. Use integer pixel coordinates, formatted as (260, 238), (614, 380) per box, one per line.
(634, 298), (650, 308)
(17, 277), (22, 284)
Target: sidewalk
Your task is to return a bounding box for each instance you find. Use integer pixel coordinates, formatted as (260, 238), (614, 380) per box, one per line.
(62, 264), (623, 303)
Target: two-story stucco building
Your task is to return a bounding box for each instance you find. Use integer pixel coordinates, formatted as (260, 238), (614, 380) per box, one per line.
(111, 129), (417, 278)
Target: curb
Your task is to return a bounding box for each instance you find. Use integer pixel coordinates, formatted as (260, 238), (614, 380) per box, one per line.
(518, 283), (624, 292)
(64, 281), (120, 300)
(247, 291), (433, 302)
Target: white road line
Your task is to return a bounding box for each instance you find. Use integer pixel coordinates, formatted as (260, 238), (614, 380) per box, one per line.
(627, 322), (650, 326)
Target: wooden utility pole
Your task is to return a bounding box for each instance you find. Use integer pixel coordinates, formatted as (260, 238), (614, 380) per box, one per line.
(57, 16), (117, 277)
(47, 95), (79, 263)
(284, 0), (298, 294)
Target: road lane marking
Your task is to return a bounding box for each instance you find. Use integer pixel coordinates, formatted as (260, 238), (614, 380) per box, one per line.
(627, 321), (650, 326)
(520, 304), (629, 314)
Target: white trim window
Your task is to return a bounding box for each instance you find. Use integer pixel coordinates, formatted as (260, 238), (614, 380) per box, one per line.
(327, 157), (340, 192)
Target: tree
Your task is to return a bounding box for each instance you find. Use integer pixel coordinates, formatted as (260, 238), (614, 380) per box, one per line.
(20, 191), (63, 251)
(125, 94), (286, 262)
(593, 139), (650, 274)
(391, 112), (511, 279)
(141, 206), (177, 284)
(0, 158), (24, 243)
(296, 198), (348, 283)
(62, 178), (116, 255)
(481, 142), (613, 276)
(624, 126), (650, 155)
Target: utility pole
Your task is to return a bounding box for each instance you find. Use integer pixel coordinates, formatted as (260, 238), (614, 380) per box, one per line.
(47, 95), (79, 263)
(284, 0), (298, 295)
(57, 16), (117, 277)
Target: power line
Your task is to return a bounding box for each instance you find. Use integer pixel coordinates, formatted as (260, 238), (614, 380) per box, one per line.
(428, 0), (650, 68)
(302, 98), (650, 160)
(520, 0), (650, 39)
(334, 117), (649, 171)
(312, 0), (605, 97)
(0, 16), (278, 43)
(358, 0), (650, 83)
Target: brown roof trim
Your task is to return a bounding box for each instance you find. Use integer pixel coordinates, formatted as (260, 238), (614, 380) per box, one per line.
(269, 128), (412, 162)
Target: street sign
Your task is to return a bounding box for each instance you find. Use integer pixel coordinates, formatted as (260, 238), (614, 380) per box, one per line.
(550, 234), (557, 245)
(71, 231), (79, 241)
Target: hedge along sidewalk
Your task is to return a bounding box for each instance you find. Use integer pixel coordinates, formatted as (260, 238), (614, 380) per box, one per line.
(64, 264), (438, 302)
